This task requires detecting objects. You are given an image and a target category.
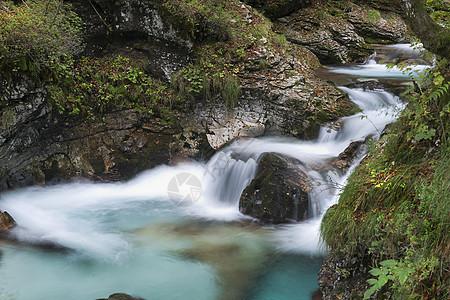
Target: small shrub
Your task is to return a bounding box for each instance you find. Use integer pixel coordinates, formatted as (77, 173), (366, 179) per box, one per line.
(0, 0), (83, 74)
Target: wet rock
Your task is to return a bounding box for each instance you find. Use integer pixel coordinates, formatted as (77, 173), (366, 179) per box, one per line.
(328, 140), (365, 173)
(97, 293), (145, 300)
(239, 153), (312, 223)
(0, 211), (16, 232)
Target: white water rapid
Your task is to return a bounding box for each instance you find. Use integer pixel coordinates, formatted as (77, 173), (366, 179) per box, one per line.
(0, 44), (422, 300)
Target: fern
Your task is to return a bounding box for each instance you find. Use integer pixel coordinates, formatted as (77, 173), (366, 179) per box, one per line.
(430, 81), (450, 101)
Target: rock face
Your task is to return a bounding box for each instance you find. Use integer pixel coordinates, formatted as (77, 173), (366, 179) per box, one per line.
(347, 4), (407, 43)
(0, 0), (358, 189)
(0, 0), (210, 191)
(278, 10), (371, 64)
(71, 0), (193, 81)
(0, 211), (16, 232)
(200, 42), (354, 149)
(0, 73), (196, 190)
(276, 2), (408, 64)
(239, 153), (312, 223)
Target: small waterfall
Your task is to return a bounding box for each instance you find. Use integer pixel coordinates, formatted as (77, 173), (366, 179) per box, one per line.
(202, 151), (258, 206)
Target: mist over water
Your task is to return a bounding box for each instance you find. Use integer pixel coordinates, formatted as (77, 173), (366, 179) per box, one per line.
(0, 45), (412, 300)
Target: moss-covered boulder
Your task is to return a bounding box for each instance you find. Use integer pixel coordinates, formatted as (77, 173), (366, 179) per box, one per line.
(239, 152), (312, 223)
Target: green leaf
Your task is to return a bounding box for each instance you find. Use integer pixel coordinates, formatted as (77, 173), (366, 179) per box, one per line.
(369, 268), (383, 276)
(378, 275), (389, 287)
(364, 285), (378, 299)
(380, 259), (398, 267)
(366, 278), (378, 285)
(398, 269), (410, 285)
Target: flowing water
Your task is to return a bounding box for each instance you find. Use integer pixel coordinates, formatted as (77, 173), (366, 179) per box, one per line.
(0, 45), (427, 300)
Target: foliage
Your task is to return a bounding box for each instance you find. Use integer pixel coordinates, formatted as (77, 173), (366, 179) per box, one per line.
(364, 259), (413, 299)
(0, 0), (83, 75)
(164, 0), (292, 106)
(158, 0), (232, 42)
(49, 56), (177, 119)
(426, 0), (450, 28)
(321, 57), (449, 299)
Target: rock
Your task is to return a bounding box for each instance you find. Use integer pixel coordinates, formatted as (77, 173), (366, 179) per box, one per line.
(328, 140), (365, 173)
(197, 42), (355, 149)
(318, 248), (390, 299)
(71, 0), (192, 82)
(0, 73), (187, 190)
(277, 7), (373, 64)
(239, 153), (312, 223)
(347, 4), (408, 44)
(0, 211), (16, 232)
(97, 293), (145, 300)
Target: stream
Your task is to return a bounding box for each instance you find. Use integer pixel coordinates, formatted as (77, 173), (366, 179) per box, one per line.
(0, 44), (427, 300)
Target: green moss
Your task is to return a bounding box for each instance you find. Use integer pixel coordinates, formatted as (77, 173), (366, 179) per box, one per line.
(366, 9), (381, 24)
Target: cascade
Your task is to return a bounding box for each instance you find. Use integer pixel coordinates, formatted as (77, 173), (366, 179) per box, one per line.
(0, 44), (427, 300)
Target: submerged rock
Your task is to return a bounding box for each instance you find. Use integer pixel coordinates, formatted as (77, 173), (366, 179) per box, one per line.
(0, 211), (16, 232)
(97, 293), (145, 300)
(239, 153), (312, 223)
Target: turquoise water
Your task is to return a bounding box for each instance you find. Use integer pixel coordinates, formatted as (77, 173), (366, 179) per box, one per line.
(0, 191), (324, 300)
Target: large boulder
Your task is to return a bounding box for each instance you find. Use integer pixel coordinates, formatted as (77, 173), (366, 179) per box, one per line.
(239, 153), (312, 223)
(0, 211), (16, 232)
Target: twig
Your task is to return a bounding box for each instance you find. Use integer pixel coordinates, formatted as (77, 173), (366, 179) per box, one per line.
(89, 0), (112, 33)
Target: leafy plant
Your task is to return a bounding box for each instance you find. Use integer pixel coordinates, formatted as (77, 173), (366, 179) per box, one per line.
(364, 259), (413, 299)
(0, 0), (83, 74)
(49, 56), (176, 119)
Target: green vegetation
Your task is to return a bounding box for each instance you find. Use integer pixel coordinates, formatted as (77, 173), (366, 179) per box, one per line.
(321, 59), (449, 299)
(49, 56), (177, 119)
(1, 0), (176, 121)
(158, 0), (292, 106)
(426, 0), (450, 28)
(0, 0), (83, 76)
(366, 9), (381, 24)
